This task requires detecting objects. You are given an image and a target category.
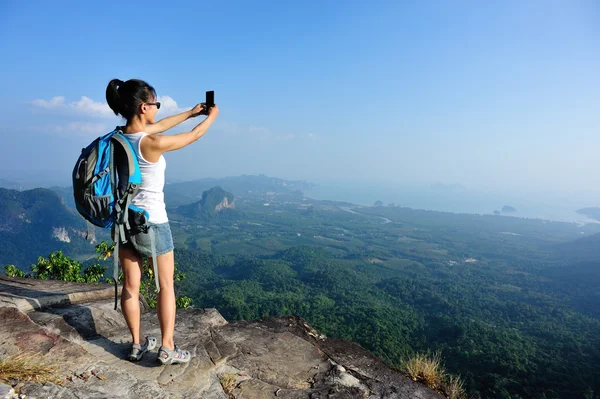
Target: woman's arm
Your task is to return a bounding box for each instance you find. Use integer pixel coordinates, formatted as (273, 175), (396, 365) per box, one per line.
(143, 105), (220, 159)
(145, 104), (207, 135)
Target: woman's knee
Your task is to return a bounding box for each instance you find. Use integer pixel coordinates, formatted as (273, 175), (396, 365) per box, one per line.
(123, 275), (141, 292)
(153, 251), (175, 291)
(120, 245), (144, 293)
(157, 277), (174, 293)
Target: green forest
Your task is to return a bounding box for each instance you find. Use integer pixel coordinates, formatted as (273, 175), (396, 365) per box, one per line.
(167, 194), (600, 399)
(4, 183), (600, 398)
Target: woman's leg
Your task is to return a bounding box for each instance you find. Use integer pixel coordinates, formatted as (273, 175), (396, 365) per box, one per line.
(153, 250), (176, 349)
(119, 244), (145, 345)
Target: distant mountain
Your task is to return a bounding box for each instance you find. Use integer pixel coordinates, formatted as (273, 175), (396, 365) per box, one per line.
(493, 205), (517, 215)
(165, 174), (312, 207)
(0, 178), (27, 191)
(50, 186), (76, 211)
(0, 188), (95, 269)
(42, 175), (313, 210)
(576, 207), (600, 222)
(175, 186), (236, 221)
(558, 231), (600, 260)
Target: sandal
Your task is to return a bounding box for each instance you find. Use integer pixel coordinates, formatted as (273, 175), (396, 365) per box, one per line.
(128, 336), (157, 361)
(157, 344), (192, 365)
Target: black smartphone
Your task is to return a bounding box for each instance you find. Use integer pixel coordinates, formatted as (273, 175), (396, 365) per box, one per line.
(206, 90), (214, 109)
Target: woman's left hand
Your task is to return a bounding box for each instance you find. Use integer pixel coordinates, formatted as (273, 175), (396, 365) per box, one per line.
(191, 103), (208, 117)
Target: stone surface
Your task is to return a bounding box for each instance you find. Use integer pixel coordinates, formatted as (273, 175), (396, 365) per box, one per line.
(0, 276), (119, 313)
(0, 281), (444, 399)
(0, 382), (15, 399)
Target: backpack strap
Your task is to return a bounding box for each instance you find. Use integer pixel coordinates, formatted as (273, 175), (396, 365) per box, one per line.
(149, 227), (160, 293)
(113, 226), (120, 310)
(111, 133), (142, 239)
(109, 140), (120, 310)
(120, 184), (135, 234)
(111, 133), (141, 185)
(85, 220), (91, 240)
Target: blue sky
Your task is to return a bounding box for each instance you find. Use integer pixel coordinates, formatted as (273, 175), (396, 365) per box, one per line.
(1, 0), (599, 207)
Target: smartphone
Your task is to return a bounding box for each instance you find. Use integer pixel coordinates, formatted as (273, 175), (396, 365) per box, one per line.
(206, 90), (214, 109)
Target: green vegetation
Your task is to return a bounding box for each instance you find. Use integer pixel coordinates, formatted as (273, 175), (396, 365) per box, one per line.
(5, 241), (192, 310)
(0, 188), (97, 268)
(167, 191), (600, 399)
(5, 182), (600, 398)
(4, 265), (25, 278)
(94, 241), (192, 309)
(173, 242), (600, 399)
(5, 249), (106, 283)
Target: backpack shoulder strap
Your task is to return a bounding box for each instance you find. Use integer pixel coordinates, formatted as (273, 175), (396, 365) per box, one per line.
(111, 133), (142, 186)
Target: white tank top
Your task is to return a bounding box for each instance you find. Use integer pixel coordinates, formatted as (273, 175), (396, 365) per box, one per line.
(123, 132), (169, 223)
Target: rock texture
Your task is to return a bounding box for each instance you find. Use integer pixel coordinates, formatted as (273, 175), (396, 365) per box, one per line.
(0, 277), (444, 399)
(215, 197), (235, 212)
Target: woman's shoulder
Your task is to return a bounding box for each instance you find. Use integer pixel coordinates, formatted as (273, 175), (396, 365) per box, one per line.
(123, 131), (148, 136)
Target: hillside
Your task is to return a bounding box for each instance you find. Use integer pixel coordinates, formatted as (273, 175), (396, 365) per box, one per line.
(175, 186), (236, 221)
(0, 188), (95, 268)
(165, 174), (311, 207)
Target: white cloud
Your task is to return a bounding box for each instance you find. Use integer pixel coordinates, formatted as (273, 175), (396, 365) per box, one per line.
(30, 94), (189, 119)
(157, 95), (187, 114)
(31, 96), (66, 108)
(28, 94), (313, 142)
(53, 122), (111, 137)
(72, 97), (114, 117)
(30, 96), (114, 117)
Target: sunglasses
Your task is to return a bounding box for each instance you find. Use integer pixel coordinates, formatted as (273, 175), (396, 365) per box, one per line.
(146, 102), (161, 109)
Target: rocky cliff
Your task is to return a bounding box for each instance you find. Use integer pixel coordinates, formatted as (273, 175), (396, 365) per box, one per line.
(0, 276), (443, 399)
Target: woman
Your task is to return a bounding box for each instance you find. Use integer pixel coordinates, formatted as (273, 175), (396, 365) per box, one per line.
(106, 78), (219, 364)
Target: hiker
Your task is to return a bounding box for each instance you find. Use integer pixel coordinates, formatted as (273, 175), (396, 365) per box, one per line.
(105, 78), (219, 364)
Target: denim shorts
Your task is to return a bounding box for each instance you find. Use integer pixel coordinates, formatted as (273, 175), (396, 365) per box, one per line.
(125, 222), (174, 258)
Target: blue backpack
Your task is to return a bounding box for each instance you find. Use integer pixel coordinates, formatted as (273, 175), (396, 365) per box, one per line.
(72, 127), (160, 309)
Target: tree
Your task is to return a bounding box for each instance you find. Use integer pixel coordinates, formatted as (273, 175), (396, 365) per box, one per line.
(3, 241), (192, 309)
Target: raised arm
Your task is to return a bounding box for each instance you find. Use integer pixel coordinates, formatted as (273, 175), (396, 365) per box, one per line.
(145, 103), (207, 135)
(141, 105), (220, 160)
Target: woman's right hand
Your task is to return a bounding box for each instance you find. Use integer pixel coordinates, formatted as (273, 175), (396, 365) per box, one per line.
(208, 104), (219, 118)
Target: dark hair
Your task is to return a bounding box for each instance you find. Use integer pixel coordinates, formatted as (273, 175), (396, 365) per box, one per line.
(106, 79), (157, 121)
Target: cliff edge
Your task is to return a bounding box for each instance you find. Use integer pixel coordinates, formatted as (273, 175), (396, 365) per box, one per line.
(0, 276), (443, 399)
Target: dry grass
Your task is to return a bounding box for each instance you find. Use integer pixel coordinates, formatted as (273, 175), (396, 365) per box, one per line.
(219, 373), (238, 398)
(0, 351), (62, 385)
(404, 351), (444, 389)
(443, 374), (466, 399)
(402, 351), (467, 398)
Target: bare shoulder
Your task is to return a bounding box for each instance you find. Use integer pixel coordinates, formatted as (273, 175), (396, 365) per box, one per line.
(142, 132), (195, 154)
(139, 134), (163, 162)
